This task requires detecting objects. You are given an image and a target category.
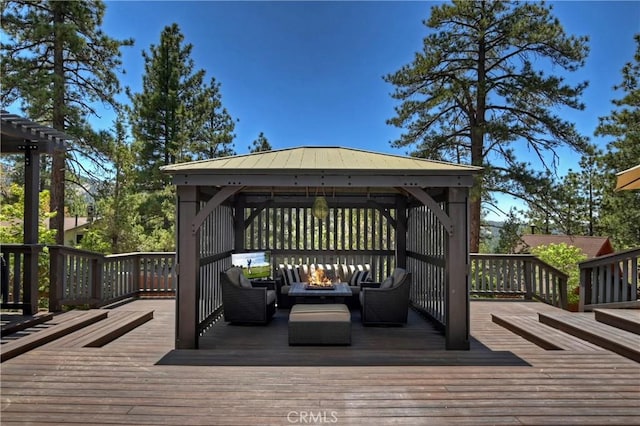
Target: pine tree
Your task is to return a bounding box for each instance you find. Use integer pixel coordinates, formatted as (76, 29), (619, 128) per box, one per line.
(129, 23), (209, 190)
(190, 77), (237, 159)
(249, 132), (272, 153)
(1, 0), (132, 244)
(595, 34), (640, 248)
(385, 0), (590, 252)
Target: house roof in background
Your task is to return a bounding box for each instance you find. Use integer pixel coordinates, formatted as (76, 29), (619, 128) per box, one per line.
(2, 217), (90, 233)
(517, 234), (614, 259)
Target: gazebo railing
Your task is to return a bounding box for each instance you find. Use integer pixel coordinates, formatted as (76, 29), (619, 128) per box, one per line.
(579, 247), (640, 311)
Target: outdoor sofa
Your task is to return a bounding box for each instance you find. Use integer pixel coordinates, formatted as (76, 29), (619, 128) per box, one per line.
(275, 263), (371, 308)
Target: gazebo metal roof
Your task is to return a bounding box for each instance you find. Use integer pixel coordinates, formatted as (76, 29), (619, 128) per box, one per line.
(162, 146), (481, 189)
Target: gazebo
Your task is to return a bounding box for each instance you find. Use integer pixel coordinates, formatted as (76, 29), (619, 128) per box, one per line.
(161, 146), (481, 350)
(0, 111), (72, 314)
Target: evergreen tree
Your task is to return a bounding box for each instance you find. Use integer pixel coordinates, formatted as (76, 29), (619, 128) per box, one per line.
(595, 34), (640, 248)
(249, 132), (272, 153)
(128, 23), (208, 190)
(385, 0), (590, 252)
(190, 77), (237, 160)
(79, 118), (143, 253)
(1, 0), (133, 244)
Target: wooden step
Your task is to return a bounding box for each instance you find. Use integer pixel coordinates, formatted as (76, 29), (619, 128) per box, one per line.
(538, 312), (640, 363)
(46, 310), (154, 348)
(491, 314), (602, 351)
(594, 309), (640, 335)
(1, 312), (54, 337)
(0, 310), (108, 362)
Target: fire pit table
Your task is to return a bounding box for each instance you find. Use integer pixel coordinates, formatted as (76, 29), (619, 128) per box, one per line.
(288, 282), (352, 304)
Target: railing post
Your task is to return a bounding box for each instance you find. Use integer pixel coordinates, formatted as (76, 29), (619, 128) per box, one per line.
(524, 258), (533, 301)
(558, 275), (568, 310)
(48, 246), (63, 312)
(579, 266), (591, 312)
(91, 255), (104, 308)
(134, 254), (142, 294)
(22, 245), (40, 315)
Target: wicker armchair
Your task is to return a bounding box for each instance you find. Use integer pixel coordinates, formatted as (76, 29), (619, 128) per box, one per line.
(360, 268), (411, 325)
(220, 267), (276, 324)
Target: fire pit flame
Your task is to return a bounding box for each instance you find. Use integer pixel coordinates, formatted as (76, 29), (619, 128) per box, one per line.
(308, 268), (333, 287)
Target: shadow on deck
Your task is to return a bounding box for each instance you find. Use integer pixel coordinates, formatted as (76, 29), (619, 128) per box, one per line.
(157, 308), (530, 367)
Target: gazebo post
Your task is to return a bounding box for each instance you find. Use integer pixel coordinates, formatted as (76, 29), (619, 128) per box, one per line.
(395, 195), (407, 269)
(176, 186), (200, 349)
(445, 187), (470, 350)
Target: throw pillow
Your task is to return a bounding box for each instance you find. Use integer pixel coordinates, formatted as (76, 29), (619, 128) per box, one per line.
(350, 269), (370, 286)
(239, 273), (253, 289)
(380, 276), (394, 289)
(279, 264), (301, 285)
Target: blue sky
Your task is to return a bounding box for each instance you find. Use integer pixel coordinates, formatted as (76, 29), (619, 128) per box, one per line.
(7, 1), (636, 219)
(99, 1), (638, 161)
(95, 1), (638, 219)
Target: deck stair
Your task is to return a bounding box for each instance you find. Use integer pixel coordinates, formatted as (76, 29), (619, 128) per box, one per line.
(593, 308), (640, 335)
(1, 309), (153, 362)
(44, 310), (153, 348)
(539, 310), (640, 363)
(491, 314), (603, 351)
(1, 310), (107, 362)
(1, 312), (55, 337)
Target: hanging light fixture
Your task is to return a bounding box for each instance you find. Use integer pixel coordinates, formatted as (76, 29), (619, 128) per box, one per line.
(311, 188), (329, 220)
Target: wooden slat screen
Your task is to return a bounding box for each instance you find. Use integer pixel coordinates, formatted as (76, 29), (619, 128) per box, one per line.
(407, 204), (447, 325)
(244, 206), (396, 282)
(198, 204), (233, 330)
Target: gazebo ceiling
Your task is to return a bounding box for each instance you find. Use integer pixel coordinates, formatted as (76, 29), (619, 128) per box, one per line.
(162, 146), (481, 190)
(1, 110), (72, 153)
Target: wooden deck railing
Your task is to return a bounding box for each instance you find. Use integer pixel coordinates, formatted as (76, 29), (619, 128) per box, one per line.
(0, 244), (44, 314)
(48, 246), (176, 311)
(470, 254), (568, 309)
(579, 247), (640, 311)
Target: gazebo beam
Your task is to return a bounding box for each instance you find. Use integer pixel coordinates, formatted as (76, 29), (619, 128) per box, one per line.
(191, 186), (243, 234)
(401, 187), (454, 235)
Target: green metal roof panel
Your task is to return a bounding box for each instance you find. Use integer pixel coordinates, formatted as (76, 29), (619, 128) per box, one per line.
(161, 146), (481, 174)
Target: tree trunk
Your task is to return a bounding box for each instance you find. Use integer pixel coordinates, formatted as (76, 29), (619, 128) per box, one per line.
(50, 3), (66, 245)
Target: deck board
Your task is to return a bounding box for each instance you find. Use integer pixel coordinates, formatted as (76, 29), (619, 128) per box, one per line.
(1, 299), (639, 425)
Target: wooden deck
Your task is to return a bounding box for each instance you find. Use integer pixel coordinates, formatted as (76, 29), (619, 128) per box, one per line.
(1, 299), (639, 425)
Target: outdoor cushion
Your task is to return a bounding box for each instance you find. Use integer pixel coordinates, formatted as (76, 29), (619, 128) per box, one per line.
(225, 267), (244, 287)
(278, 264), (301, 285)
(349, 269), (370, 286)
(266, 289), (277, 305)
(239, 273), (253, 289)
(390, 268), (407, 287)
(379, 275), (394, 289)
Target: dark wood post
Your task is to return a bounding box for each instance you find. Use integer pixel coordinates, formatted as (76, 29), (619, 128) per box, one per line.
(234, 195), (245, 253)
(176, 186), (200, 349)
(395, 195), (407, 269)
(445, 187), (470, 350)
(23, 146), (40, 315)
(48, 246), (63, 312)
(91, 255), (103, 308)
